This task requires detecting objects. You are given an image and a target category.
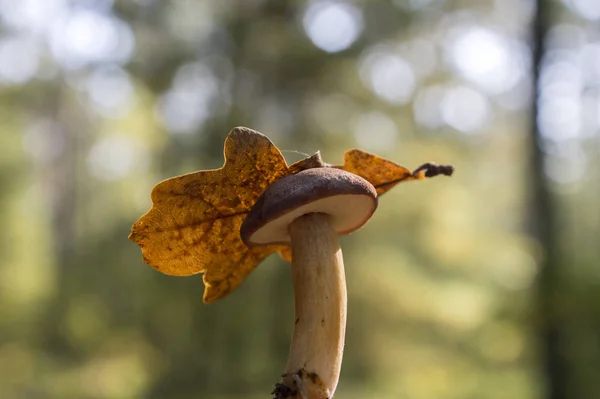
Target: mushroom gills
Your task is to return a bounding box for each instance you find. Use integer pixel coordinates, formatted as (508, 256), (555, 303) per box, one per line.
(249, 194), (376, 245)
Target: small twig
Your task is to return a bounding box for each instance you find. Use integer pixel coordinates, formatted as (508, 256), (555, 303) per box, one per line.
(412, 162), (454, 178)
(287, 152), (328, 173)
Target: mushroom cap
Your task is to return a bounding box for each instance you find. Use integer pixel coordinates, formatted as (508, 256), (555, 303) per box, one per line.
(240, 167), (378, 246)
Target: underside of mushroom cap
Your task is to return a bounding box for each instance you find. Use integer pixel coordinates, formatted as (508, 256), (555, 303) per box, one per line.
(240, 167), (378, 246)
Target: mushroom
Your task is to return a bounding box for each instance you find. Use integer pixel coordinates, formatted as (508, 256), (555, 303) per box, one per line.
(240, 167), (378, 399)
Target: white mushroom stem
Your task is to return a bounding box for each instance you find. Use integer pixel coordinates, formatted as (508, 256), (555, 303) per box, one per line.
(277, 212), (347, 399)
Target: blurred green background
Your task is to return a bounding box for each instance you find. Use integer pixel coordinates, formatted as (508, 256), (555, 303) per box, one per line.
(1, 0), (600, 398)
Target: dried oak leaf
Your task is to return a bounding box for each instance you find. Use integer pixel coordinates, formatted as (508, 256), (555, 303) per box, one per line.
(129, 127), (292, 303)
(130, 127), (452, 303)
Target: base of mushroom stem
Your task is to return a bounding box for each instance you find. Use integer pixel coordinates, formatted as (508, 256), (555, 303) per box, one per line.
(272, 368), (329, 399)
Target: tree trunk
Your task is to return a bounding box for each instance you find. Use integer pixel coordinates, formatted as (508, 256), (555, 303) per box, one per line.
(529, 1), (568, 398)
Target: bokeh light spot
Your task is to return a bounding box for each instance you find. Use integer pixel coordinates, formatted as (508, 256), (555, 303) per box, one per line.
(564, 0), (600, 20)
(359, 47), (416, 104)
(539, 96), (581, 141)
(0, 0), (68, 35)
(0, 36), (40, 84)
(581, 42), (600, 86)
(413, 85), (445, 129)
(539, 57), (583, 141)
(50, 9), (135, 69)
(441, 86), (491, 133)
(158, 62), (219, 134)
(303, 1), (363, 53)
(86, 65), (134, 118)
(447, 26), (525, 94)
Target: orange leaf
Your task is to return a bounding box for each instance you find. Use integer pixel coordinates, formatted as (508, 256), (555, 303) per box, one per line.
(129, 127), (289, 303)
(338, 149), (415, 195)
(130, 127), (453, 303)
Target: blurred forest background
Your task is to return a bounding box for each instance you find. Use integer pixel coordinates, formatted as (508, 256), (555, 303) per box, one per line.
(1, 0), (600, 398)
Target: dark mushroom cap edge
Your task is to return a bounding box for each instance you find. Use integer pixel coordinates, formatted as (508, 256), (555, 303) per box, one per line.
(240, 168), (378, 246)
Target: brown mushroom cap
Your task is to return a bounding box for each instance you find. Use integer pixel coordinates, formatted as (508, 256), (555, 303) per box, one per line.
(240, 168), (378, 246)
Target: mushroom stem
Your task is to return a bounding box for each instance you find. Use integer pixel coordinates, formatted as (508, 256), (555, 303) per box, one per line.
(275, 212), (347, 399)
